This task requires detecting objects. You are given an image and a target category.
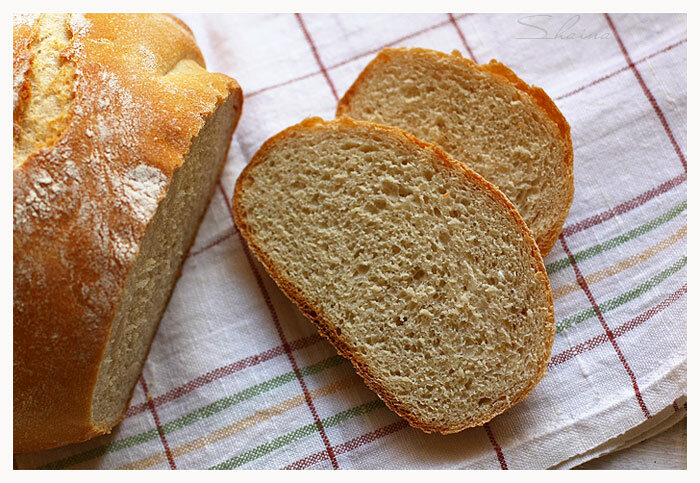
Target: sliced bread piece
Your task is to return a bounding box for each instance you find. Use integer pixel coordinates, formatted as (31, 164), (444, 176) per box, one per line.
(336, 47), (574, 256)
(233, 117), (555, 433)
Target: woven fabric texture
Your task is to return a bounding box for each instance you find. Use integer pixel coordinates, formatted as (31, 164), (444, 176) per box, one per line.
(15, 12), (687, 470)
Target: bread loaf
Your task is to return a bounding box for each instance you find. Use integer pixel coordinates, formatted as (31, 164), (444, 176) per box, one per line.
(233, 117), (555, 433)
(336, 47), (574, 256)
(13, 13), (243, 452)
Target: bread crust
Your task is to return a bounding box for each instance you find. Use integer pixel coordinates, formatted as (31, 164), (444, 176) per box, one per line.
(336, 47), (574, 257)
(13, 14), (242, 453)
(233, 117), (555, 434)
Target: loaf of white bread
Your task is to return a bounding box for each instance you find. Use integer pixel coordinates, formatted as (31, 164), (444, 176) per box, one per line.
(234, 118), (555, 433)
(337, 47), (574, 256)
(13, 13), (243, 453)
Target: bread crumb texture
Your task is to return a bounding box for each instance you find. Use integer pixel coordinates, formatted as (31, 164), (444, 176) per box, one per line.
(234, 118), (555, 433)
(337, 47), (574, 256)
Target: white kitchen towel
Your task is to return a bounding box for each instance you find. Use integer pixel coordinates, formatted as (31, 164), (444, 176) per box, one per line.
(15, 12), (687, 469)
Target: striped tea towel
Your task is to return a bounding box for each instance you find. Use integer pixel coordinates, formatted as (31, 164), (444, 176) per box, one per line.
(14, 12), (687, 470)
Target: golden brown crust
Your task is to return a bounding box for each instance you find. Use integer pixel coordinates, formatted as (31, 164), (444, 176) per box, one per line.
(233, 117), (555, 434)
(13, 14), (242, 453)
(336, 47), (574, 257)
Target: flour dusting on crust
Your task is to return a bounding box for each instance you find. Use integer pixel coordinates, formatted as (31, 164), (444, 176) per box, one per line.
(13, 14), (38, 28)
(69, 13), (90, 34)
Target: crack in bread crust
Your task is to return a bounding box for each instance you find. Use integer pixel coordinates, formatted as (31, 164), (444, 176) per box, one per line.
(13, 14), (76, 168)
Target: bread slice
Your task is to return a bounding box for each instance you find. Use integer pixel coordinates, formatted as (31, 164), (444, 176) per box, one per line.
(13, 14), (242, 452)
(233, 117), (555, 433)
(336, 47), (574, 256)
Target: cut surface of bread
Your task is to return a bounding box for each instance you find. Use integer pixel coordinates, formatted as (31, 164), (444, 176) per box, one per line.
(91, 93), (240, 428)
(336, 47), (574, 256)
(13, 13), (242, 453)
(233, 117), (555, 433)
